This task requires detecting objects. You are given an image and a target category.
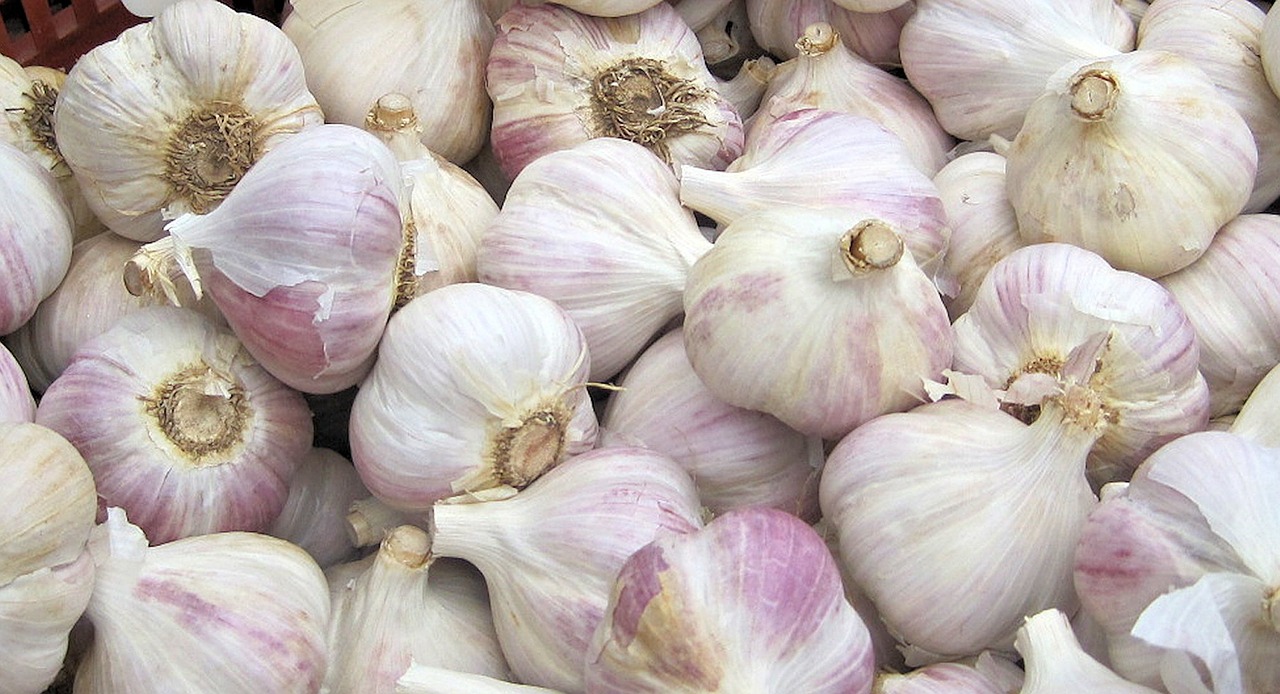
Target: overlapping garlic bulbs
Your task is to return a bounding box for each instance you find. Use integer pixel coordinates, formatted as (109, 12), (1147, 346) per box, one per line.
(0, 550), (94, 694)
(873, 654), (1025, 693)
(1016, 609), (1160, 693)
(745, 0), (915, 66)
(0, 139), (72, 337)
(266, 448), (369, 569)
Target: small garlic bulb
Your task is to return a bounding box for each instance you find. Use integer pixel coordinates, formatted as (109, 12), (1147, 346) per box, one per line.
(267, 448), (369, 569)
(396, 664), (564, 694)
(1006, 50), (1258, 278)
(0, 550), (94, 694)
(477, 138), (710, 382)
(585, 507), (876, 693)
(1016, 609), (1160, 693)
(75, 507), (330, 693)
(36, 307), (314, 544)
(0, 341), (34, 423)
(486, 1), (743, 180)
(349, 282), (598, 513)
(0, 139), (72, 337)
(54, 0), (324, 242)
(746, 0), (915, 66)
(683, 207), (953, 440)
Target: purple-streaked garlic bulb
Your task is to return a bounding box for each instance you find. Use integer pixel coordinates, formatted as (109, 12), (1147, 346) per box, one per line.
(267, 448), (369, 569)
(584, 507), (875, 693)
(0, 341), (34, 423)
(900, 0), (1135, 141)
(349, 283), (598, 513)
(952, 243), (1210, 486)
(36, 307), (313, 545)
(486, 1), (743, 180)
(477, 138), (710, 382)
(74, 508), (330, 693)
(124, 123), (403, 394)
(746, 0), (915, 66)
(1015, 609), (1160, 693)
(601, 327), (822, 520)
(429, 446), (703, 692)
(0, 549), (94, 694)
(1073, 431), (1280, 692)
(874, 656), (1023, 694)
(683, 206), (952, 440)
(0, 139), (72, 337)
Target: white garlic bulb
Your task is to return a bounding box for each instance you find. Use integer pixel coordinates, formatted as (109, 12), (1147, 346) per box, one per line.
(75, 507), (331, 693)
(0, 341), (34, 423)
(712, 57), (775, 122)
(396, 664), (564, 694)
(900, 0), (1135, 141)
(477, 137), (710, 382)
(1016, 609), (1160, 693)
(683, 206), (952, 440)
(0, 551), (94, 694)
(429, 446), (703, 692)
(54, 0), (323, 242)
(1006, 50), (1258, 279)
(282, 0), (493, 164)
(873, 660), (1013, 694)
(829, 0), (907, 12)
(486, 1), (743, 180)
(0, 139), (72, 337)
(350, 282), (598, 513)
(1264, 4), (1280, 98)
(746, 0), (915, 66)
(36, 307), (313, 544)
(267, 448), (369, 569)
(1229, 361), (1280, 447)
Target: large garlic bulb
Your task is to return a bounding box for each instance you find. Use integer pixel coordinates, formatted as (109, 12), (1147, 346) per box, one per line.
(486, 1), (743, 180)
(75, 508), (330, 693)
(1006, 50), (1258, 279)
(0, 551), (94, 694)
(683, 206), (952, 440)
(36, 307), (313, 544)
(1015, 609), (1160, 693)
(585, 507), (876, 693)
(350, 282), (598, 513)
(429, 446), (703, 692)
(0, 342), (34, 423)
(477, 138), (710, 382)
(54, 0), (323, 242)
(746, 0), (915, 66)
(0, 139), (72, 337)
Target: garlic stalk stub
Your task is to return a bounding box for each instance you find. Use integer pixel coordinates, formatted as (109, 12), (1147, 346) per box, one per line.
(0, 341), (35, 423)
(477, 137), (710, 382)
(267, 448), (369, 569)
(0, 139), (73, 337)
(1016, 609), (1161, 693)
(746, 0), (915, 66)
(54, 0), (323, 242)
(349, 282), (598, 513)
(585, 507), (876, 693)
(0, 551), (94, 694)
(35, 307), (313, 544)
(429, 446), (704, 692)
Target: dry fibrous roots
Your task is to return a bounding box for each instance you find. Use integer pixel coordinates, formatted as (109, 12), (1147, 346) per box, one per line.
(488, 403), (570, 488)
(591, 57), (711, 162)
(164, 100), (261, 214)
(393, 218), (419, 311)
(143, 362), (249, 462)
(14, 80), (62, 163)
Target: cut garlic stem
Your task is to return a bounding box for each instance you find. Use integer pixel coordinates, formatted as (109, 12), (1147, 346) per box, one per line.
(796, 21), (839, 55)
(347, 496), (415, 548)
(1070, 69), (1120, 121)
(841, 219), (905, 273)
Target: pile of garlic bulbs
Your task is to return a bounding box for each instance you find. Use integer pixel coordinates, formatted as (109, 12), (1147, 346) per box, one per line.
(5, 0), (1280, 691)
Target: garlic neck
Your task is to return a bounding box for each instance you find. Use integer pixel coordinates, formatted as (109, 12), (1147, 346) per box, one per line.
(21, 79), (61, 164)
(1054, 383), (1115, 433)
(124, 238), (198, 306)
(591, 57), (711, 162)
(1069, 69), (1119, 122)
(365, 92), (428, 162)
(837, 219), (905, 277)
(163, 100), (259, 214)
(143, 363), (249, 465)
(487, 399), (572, 489)
(380, 524), (432, 570)
(393, 217), (420, 310)
(795, 22), (839, 57)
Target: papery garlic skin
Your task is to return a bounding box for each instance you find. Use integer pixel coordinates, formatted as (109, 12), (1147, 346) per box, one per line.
(487, 1), (743, 179)
(75, 508), (330, 694)
(267, 448), (369, 569)
(0, 140), (72, 336)
(683, 207), (952, 440)
(478, 138), (710, 382)
(429, 446), (703, 692)
(900, 0), (1135, 141)
(712, 57), (775, 122)
(0, 551), (94, 694)
(54, 0), (323, 242)
(746, 0), (915, 66)
(36, 307), (313, 544)
(1007, 50), (1257, 279)
(350, 283), (598, 513)
(0, 342), (35, 423)
(1229, 361), (1280, 447)
(396, 665), (564, 693)
(873, 662), (1007, 694)
(1016, 609), (1159, 693)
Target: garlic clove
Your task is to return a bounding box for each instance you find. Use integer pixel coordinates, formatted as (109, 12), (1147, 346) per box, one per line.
(0, 341), (35, 423)
(746, 0), (915, 66)
(0, 140), (73, 337)
(396, 663), (565, 694)
(1016, 608), (1161, 693)
(267, 448), (370, 569)
(0, 551), (95, 694)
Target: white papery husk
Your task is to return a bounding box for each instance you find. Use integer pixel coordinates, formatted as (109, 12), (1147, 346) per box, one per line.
(349, 282), (598, 513)
(396, 664), (565, 694)
(873, 659), (1014, 694)
(53, 0), (323, 242)
(0, 140), (72, 337)
(1137, 0), (1280, 213)
(428, 446), (703, 692)
(74, 508), (330, 694)
(486, 1), (743, 179)
(1073, 431), (1280, 693)
(900, 0), (1135, 141)
(478, 138), (710, 382)
(746, 0), (915, 66)
(585, 507), (876, 693)
(1016, 609), (1160, 693)
(1006, 50), (1258, 279)
(952, 243), (1210, 486)
(0, 341), (35, 423)
(1263, 4), (1280, 98)
(0, 551), (94, 694)
(266, 448), (369, 569)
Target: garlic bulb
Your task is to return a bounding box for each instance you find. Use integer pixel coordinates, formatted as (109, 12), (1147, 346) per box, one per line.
(1158, 217), (1280, 420)
(323, 525), (508, 693)
(36, 307), (313, 544)
(585, 506), (875, 693)
(1229, 361), (1280, 447)
(1138, 0), (1280, 213)
(125, 123), (403, 394)
(1016, 609), (1160, 693)
(683, 206), (952, 440)
(600, 327), (822, 520)
(954, 243), (1210, 485)
(54, 0), (323, 242)
(712, 57), (775, 122)
(75, 507), (330, 693)
(750, 23), (953, 177)
(1073, 431), (1280, 692)
(1265, 4), (1280, 98)
(350, 282), (598, 513)
(746, 0), (915, 66)
(0, 422), (96, 586)
(830, 0), (907, 12)
(678, 108), (950, 273)
(486, 1), (743, 180)
(0, 341), (34, 423)
(267, 448), (369, 569)
(873, 660), (1012, 694)
(397, 664), (564, 694)
(282, 0), (493, 164)
(0, 139), (72, 336)
(932, 151), (1022, 320)
(477, 138), (710, 382)
(1006, 50), (1257, 279)
(429, 446), (703, 692)
(0, 551), (94, 694)
(900, 0), (1135, 141)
